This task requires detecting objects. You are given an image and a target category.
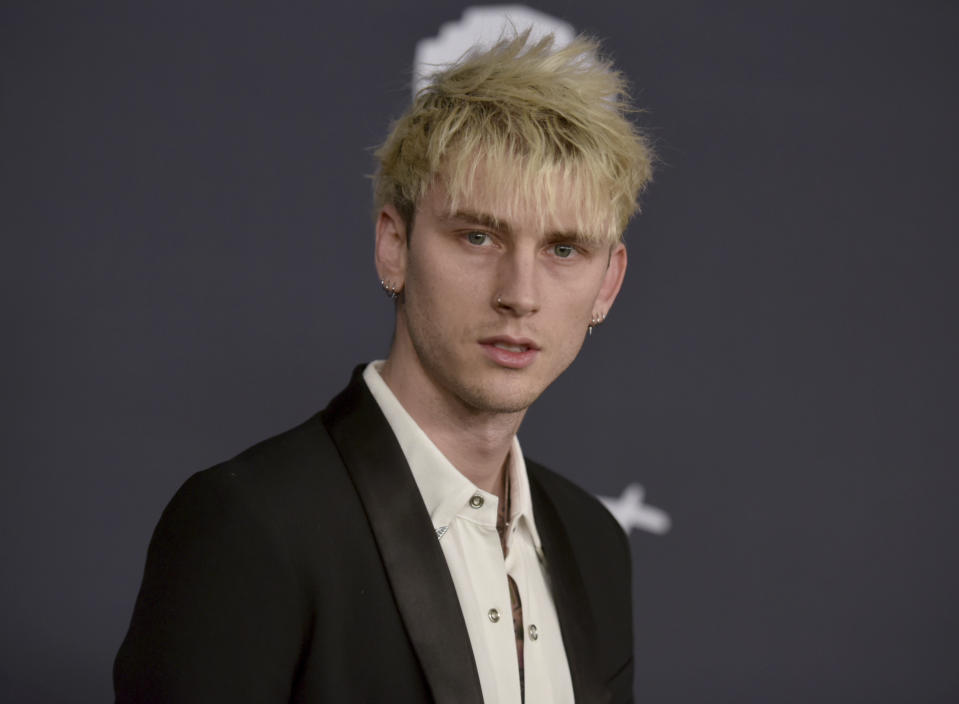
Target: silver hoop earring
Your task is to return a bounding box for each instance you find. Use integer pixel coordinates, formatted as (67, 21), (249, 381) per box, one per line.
(587, 311), (606, 336)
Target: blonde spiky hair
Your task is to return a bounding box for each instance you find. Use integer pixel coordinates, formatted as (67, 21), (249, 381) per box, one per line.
(373, 31), (654, 245)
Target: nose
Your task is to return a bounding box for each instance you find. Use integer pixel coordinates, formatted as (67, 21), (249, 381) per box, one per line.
(494, 249), (540, 316)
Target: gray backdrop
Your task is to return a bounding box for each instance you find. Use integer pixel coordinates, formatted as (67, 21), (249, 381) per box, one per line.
(3, 1), (957, 702)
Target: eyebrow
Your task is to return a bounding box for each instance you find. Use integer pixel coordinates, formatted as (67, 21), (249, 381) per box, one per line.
(449, 209), (513, 236)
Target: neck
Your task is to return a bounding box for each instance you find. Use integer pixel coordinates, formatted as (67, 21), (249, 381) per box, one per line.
(379, 353), (525, 501)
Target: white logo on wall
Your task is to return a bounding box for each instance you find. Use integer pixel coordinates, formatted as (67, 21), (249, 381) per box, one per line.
(413, 5), (575, 95)
(599, 484), (672, 536)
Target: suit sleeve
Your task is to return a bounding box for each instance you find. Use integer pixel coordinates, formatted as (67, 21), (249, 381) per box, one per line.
(114, 470), (307, 703)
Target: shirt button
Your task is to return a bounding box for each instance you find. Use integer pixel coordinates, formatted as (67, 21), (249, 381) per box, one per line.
(469, 495), (484, 509)
(528, 624), (539, 640)
(488, 608), (500, 623)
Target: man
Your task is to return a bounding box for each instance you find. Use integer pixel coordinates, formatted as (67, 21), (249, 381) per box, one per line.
(115, 31), (653, 703)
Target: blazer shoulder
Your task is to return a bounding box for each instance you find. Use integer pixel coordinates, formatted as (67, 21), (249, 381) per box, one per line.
(116, 415), (340, 701)
(164, 410), (359, 565)
(526, 458), (626, 545)
(190, 411), (345, 505)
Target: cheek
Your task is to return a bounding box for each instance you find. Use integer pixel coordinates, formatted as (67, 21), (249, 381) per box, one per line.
(412, 249), (492, 304)
(551, 273), (602, 315)
(412, 268), (469, 311)
(406, 260), (477, 337)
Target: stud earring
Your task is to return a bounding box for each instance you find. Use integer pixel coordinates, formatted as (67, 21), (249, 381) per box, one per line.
(380, 279), (400, 300)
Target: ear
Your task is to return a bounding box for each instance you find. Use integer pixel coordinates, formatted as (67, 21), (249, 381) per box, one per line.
(374, 204), (409, 291)
(593, 242), (628, 314)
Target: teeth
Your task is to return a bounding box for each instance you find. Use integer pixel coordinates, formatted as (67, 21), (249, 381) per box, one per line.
(494, 343), (526, 353)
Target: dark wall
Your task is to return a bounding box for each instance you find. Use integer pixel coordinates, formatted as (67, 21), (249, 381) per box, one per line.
(3, 2), (957, 702)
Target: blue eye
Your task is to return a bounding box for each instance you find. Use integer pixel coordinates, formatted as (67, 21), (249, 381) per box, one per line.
(467, 232), (489, 246)
(553, 244), (575, 258)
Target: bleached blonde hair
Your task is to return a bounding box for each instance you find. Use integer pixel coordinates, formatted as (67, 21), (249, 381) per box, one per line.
(373, 31), (654, 245)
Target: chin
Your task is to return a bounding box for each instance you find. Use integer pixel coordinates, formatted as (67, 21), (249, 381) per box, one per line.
(465, 396), (537, 415)
(457, 377), (546, 415)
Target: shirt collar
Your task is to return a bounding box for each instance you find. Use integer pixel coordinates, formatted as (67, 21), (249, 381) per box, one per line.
(362, 361), (542, 550)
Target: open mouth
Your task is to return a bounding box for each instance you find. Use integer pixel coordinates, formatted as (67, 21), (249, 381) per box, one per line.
(479, 337), (540, 369)
(492, 342), (529, 353)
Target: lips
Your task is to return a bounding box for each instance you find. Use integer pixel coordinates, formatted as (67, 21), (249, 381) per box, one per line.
(478, 336), (540, 369)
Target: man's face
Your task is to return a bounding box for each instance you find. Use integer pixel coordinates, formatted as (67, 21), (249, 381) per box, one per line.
(377, 170), (627, 417)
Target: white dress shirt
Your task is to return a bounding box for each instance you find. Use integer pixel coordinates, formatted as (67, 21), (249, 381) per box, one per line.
(363, 362), (575, 704)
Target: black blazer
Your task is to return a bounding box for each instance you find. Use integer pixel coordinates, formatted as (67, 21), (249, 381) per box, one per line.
(115, 366), (634, 703)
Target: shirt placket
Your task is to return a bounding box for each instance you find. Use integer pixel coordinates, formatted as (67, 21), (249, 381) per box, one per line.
(497, 468), (525, 702)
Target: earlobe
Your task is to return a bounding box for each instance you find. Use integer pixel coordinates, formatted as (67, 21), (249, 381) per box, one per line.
(374, 204), (409, 294)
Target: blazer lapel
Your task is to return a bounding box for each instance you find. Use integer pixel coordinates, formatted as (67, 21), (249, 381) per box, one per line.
(529, 471), (609, 704)
(321, 366), (484, 704)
